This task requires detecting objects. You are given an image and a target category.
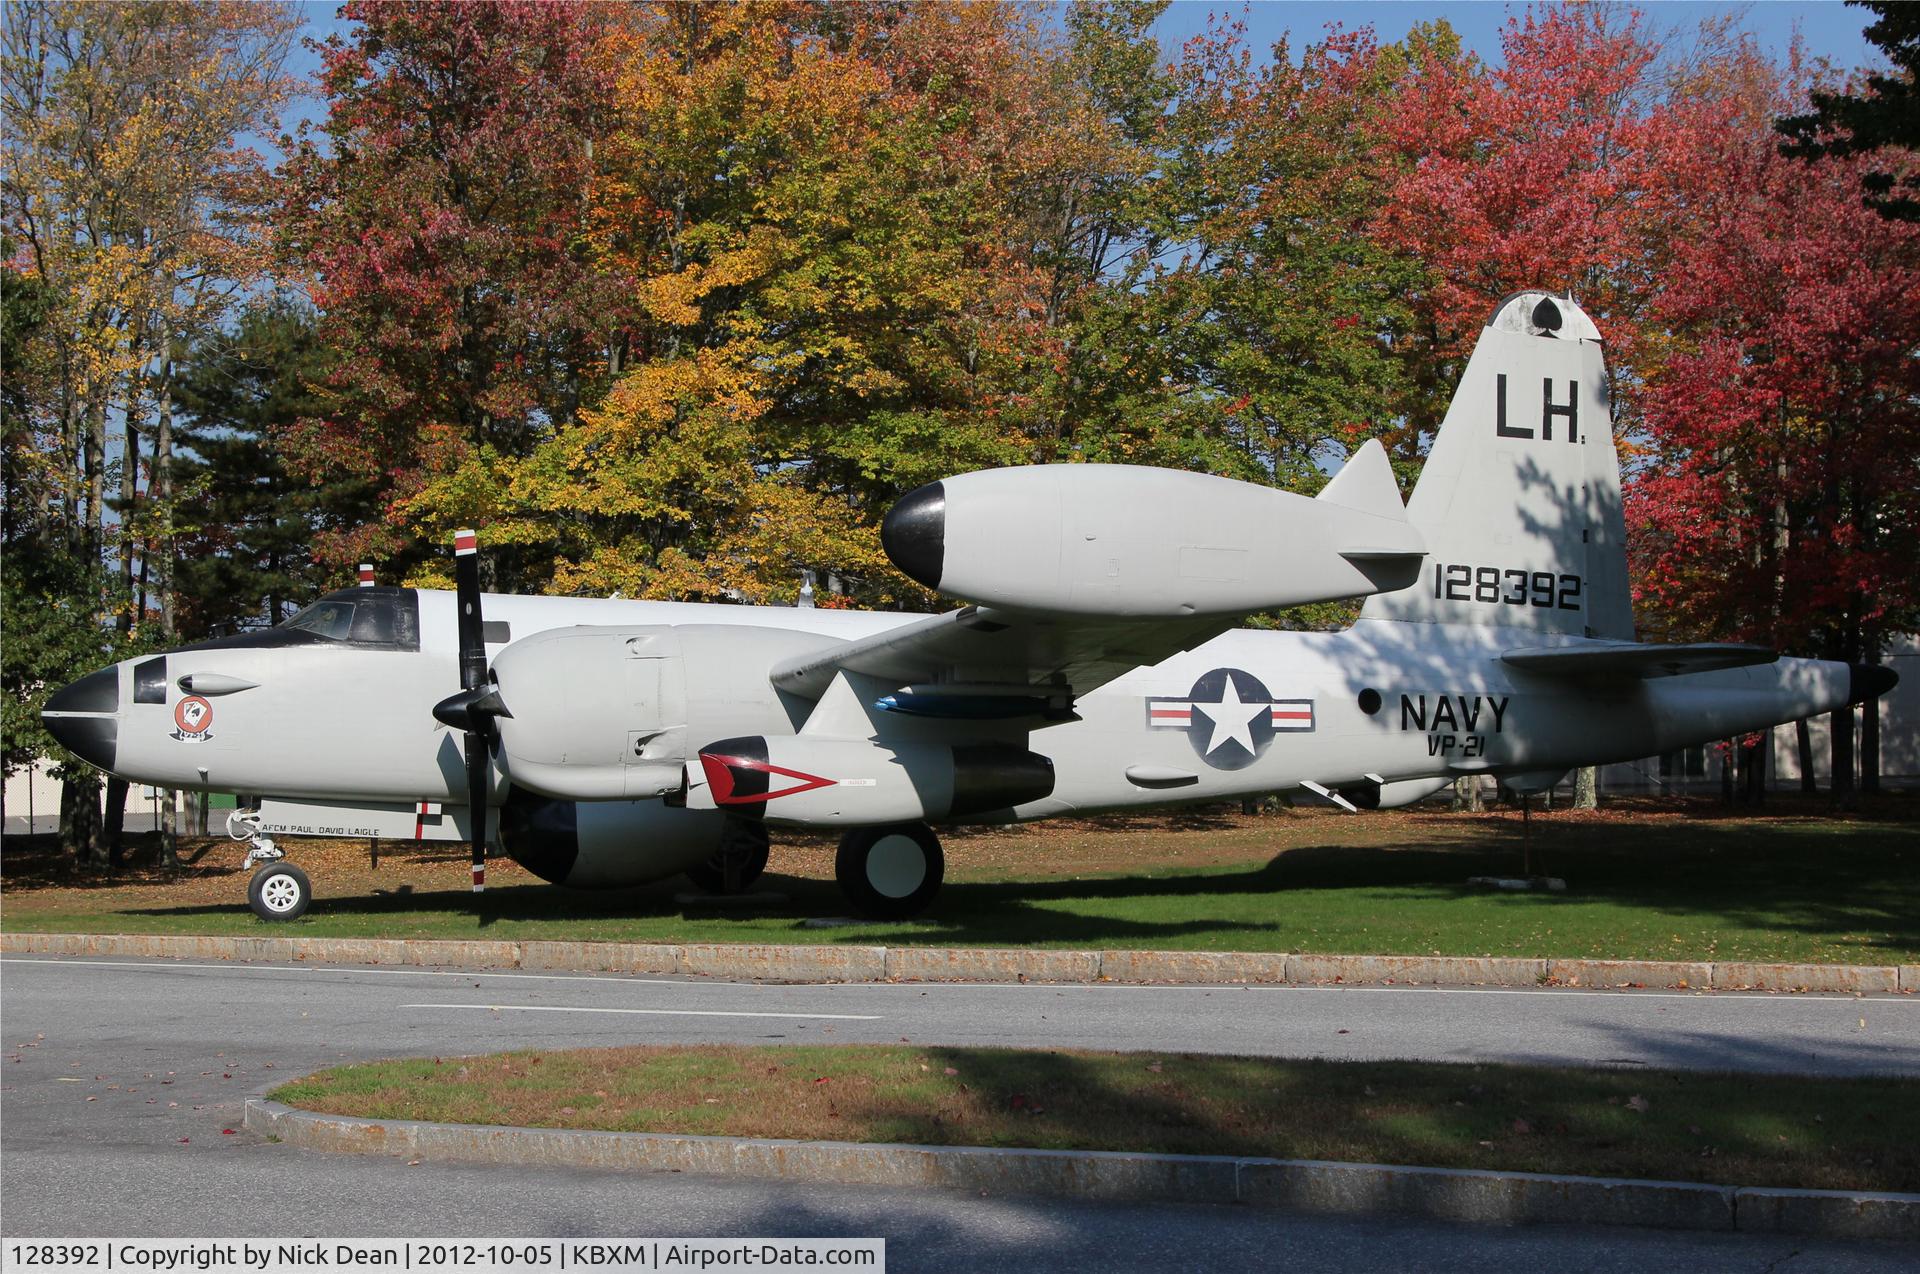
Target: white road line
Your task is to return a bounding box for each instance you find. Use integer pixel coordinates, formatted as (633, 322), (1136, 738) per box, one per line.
(399, 1002), (882, 1021)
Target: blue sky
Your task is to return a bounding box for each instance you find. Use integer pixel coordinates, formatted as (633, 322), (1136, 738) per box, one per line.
(282, 1), (1888, 138)
(1148, 2), (1885, 70)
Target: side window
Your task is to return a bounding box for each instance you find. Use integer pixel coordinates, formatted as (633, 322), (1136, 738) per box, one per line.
(134, 657), (167, 704)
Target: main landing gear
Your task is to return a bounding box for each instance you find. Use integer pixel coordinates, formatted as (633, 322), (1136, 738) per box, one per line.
(836, 822), (945, 920)
(230, 808), (311, 922)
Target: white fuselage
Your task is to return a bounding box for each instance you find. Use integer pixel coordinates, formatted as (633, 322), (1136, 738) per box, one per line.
(102, 589), (1851, 819)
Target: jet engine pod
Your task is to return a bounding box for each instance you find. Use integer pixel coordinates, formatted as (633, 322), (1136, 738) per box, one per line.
(498, 789), (725, 888)
(690, 735), (1054, 826)
(882, 456), (1424, 618)
(488, 626), (688, 801)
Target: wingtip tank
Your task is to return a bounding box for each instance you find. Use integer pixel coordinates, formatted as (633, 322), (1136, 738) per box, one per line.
(880, 462), (1424, 619)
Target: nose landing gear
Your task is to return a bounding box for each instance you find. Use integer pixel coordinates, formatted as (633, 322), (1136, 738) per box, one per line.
(229, 808), (310, 922)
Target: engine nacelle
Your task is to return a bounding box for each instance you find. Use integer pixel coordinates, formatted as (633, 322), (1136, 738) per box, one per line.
(498, 790), (725, 888)
(689, 734), (1054, 826)
(880, 456), (1423, 618)
(487, 623), (841, 802)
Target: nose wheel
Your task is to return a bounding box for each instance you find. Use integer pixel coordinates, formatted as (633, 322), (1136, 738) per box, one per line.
(247, 862), (312, 921)
(836, 823), (944, 919)
(229, 808), (311, 921)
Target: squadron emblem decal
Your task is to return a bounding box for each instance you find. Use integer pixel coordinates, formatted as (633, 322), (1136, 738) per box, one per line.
(1146, 669), (1312, 771)
(171, 694), (214, 742)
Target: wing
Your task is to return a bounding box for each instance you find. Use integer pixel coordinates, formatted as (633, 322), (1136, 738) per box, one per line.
(769, 604), (1235, 705)
(1501, 641), (1776, 680)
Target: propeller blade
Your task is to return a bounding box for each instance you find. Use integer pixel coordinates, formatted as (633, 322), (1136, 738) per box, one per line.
(452, 528), (492, 892)
(465, 731), (489, 892)
(454, 528), (486, 693)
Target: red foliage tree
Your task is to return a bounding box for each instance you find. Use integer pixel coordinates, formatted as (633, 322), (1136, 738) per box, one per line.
(1629, 61), (1920, 797)
(276, 0), (625, 579)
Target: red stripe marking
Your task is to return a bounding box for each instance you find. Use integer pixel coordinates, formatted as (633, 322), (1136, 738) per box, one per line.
(1271, 711), (1313, 720)
(700, 752), (838, 805)
(454, 530), (477, 554)
(1149, 709), (1192, 719)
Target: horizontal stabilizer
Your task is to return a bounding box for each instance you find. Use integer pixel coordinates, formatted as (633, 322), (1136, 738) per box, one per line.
(1502, 641), (1777, 680)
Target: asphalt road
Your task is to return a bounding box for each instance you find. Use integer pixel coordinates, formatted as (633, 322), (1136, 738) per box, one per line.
(3, 954), (1917, 1271)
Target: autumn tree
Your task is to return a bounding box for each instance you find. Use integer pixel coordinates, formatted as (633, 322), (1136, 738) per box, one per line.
(1632, 51), (1920, 801)
(277, 0), (626, 588)
(2, 0), (298, 862)
(495, 2), (1098, 606)
(1061, 18), (1424, 495)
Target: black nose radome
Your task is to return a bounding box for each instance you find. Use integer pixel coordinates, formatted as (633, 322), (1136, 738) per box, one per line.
(42, 713), (116, 772)
(42, 666), (119, 770)
(44, 666), (118, 715)
(1848, 663), (1899, 705)
(881, 480), (946, 591)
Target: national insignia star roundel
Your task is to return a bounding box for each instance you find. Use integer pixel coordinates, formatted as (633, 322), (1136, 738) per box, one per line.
(1145, 668), (1314, 771)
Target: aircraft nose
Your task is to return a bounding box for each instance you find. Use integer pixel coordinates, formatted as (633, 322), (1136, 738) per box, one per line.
(41, 666), (119, 771)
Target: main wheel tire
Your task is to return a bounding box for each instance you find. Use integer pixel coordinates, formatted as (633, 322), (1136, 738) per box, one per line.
(685, 819), (771, 894)
(248, 862), (311, 922)
(836, 823), (944, 920)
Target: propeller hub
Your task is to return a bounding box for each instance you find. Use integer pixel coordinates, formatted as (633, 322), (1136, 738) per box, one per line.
(433, 686), (511, 733)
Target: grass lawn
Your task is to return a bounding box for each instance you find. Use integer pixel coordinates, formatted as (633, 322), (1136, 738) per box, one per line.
(272, 1043), (1920, 1193)
(6, 797), (1918, 965)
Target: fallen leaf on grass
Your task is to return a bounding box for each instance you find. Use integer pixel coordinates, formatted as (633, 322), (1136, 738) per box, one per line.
(1512, 1119), (1532, 1134)
(1627, 1095), (1650, 1113)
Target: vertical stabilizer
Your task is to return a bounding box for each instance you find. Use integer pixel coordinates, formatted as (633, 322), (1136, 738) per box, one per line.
(1362, 292), (1633, 639)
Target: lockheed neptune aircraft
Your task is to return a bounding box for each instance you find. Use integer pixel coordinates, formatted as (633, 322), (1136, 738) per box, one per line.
(42, 292), (1894, 921)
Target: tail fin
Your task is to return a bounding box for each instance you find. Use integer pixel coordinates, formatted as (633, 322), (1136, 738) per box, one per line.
(1361, 291), (1633, 640)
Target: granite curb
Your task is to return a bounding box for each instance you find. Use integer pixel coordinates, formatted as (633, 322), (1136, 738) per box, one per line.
(243, 1100), (1920, 1241)
(6, 931), (1914, 994)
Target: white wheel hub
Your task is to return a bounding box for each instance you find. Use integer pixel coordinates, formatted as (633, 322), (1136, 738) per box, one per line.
(866, 834), (928, 899)
(260, 874), (303, 914)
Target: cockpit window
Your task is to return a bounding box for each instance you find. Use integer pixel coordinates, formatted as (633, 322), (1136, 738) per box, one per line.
(278, 588), (420, 651)
(285, 601), (357, 640)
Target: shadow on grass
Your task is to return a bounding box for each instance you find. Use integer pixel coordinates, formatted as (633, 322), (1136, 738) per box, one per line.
(898, 1047), (1920, 1192)
(20, 806), (1918, 958)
